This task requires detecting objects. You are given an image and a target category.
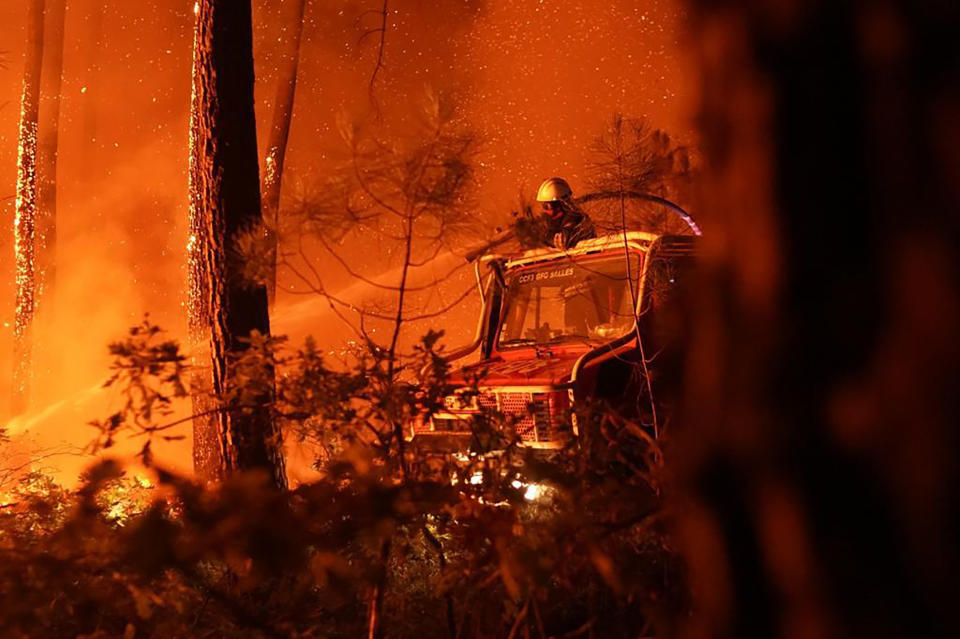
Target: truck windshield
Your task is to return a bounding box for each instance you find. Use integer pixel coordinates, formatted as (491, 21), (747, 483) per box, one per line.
(498, 254), (642, 348)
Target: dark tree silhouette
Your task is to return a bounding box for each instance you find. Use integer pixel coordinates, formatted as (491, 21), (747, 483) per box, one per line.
(188, 0), (286, 488)
(78, 0), (103, 190)
(680, 2), (960, 638)
(12, 0), (46, 416)
(277, 102), (478, 637)
(36, 0), (67, 308)
(365, 0), (389, 114)
(262, 0), (307, 306)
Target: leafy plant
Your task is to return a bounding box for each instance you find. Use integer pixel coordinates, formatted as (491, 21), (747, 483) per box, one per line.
(2, 324), (685, 637)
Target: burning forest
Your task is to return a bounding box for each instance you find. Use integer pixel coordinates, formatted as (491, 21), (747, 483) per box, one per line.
(1, 1), (959, 638)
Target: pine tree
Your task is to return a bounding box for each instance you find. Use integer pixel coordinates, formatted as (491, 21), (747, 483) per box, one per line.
(262, 0), (307, 306)
(78, 0), (103, 190)
(12, 0), (46, 415)
(188, 0), (286, 488)
(36, 0), (67, 310)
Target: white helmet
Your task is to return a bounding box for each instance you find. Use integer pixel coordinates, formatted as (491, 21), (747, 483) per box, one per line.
(536, 177), (573, 203)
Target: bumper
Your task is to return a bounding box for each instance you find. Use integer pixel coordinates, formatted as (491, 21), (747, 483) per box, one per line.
(410, 387), (573, 449)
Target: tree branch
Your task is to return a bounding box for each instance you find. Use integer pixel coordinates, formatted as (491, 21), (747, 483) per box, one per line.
(367, 0), (389, 117)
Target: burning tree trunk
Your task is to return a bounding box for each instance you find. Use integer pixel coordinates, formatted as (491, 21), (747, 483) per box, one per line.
(262, 0), (307, 306)
(36, 0), (67, 309)
(188, 0), (286, 488)
(680, 2), (960, 638)
(11, 0), (46, 415)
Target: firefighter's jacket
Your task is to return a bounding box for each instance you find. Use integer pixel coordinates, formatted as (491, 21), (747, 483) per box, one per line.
(543, 207), (596, 249)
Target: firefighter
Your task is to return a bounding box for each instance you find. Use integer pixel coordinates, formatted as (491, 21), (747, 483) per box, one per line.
(535, 177), (596, 249)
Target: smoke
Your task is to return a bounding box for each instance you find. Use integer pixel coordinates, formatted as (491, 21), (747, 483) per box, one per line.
(0, 1), (194, 483)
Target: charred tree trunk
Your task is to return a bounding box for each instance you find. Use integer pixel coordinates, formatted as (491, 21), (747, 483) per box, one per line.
(36, 0), (67, 310)
(262, 0), (307, 306)
(681, 2), (960, 639)
(12, 0), (46, 415)
(189, 0), (286, 488)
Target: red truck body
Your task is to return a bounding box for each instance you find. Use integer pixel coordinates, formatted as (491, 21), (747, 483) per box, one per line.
(411, 231), (695, 449)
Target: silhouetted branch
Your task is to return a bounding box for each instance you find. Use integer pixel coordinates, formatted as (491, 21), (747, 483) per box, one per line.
(365, 0), (389, 117)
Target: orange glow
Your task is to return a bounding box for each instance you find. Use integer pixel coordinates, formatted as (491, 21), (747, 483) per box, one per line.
(0, 0), (695, 486)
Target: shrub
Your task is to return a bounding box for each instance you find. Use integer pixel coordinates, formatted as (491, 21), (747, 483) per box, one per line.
(0, 320), (686, 638)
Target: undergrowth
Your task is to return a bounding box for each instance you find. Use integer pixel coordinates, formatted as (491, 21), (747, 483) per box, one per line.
(0, 320), (686, 638)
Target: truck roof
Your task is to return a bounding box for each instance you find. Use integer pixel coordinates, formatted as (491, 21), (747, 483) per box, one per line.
(502, 231), (695, 270)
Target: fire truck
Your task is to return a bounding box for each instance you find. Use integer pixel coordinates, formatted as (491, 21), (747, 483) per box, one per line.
(410, 229), (696, 450)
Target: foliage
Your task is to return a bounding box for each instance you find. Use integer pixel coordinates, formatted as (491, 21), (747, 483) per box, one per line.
(0, 318), (687, 637)
(506, 113), (697, 248)
(585, 114), (697, 235)
(263, 95), (483, 353)
(88, 318), (189, 464)
(510, 197), (550, 250)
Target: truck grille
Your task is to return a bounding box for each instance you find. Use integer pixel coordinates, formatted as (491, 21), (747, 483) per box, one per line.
(425, 390), (570, 444)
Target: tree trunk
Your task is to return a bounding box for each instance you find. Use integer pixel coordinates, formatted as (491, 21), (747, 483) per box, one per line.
(36, 0), (67, 311)
(12, 0), (47, 416)
(188, 0), (287, 489)
(680, 2), (960, 639)
(262, 0), (307, 306)
(79, 0), (102, 189)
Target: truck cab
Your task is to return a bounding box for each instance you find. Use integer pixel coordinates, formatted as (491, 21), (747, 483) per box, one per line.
(411, 231), (695, 449)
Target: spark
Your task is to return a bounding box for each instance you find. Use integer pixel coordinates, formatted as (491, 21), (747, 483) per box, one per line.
(13, 101), (40, 413)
